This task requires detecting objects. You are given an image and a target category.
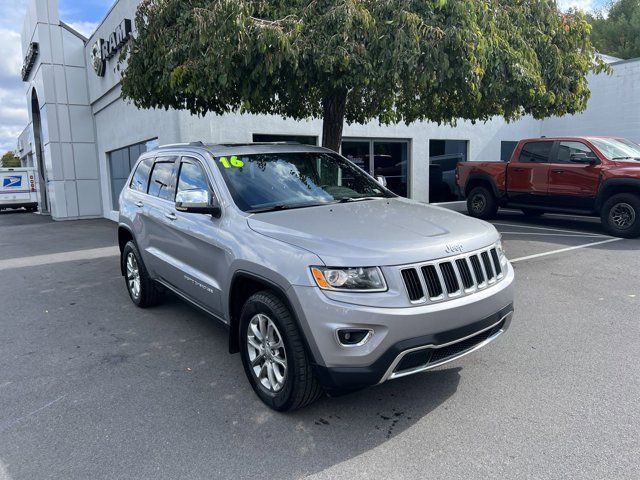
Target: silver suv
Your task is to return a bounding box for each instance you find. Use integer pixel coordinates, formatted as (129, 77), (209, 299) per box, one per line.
(118, 142), (514, 411)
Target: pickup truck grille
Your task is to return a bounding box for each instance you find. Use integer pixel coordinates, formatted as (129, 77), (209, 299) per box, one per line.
(400, 246), (505, 304)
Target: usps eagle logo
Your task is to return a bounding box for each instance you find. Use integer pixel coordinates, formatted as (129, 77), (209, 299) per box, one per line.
(3, 176), (22, 188)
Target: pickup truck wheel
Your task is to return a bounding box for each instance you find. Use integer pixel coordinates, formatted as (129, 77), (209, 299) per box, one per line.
(467, 186), (498, 219)
(521, 208), (543, 217)
(240, 291), (323, 411)
(122, 241), (163, 307)
(601, 193), (640, 238)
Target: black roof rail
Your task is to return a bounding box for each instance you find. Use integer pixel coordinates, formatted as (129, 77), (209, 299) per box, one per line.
(218, 141), (302, 147)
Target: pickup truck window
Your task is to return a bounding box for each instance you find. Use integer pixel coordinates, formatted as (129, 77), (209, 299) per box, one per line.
(590, 138), (640, 160)
(518, 141), (552, 163)
(556, 141), (597, 163)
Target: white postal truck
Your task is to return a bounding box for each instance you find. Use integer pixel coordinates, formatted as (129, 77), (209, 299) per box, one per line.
(0, 167), (38, 212)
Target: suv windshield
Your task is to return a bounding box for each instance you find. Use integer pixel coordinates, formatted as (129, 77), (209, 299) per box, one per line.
(590, 138), (640, 160)
(214, 152), (393, 212)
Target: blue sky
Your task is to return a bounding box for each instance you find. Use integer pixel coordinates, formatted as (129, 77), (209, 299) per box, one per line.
(0, 0), (612, 155)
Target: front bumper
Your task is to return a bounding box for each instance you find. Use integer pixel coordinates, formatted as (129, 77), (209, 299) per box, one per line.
(290, 262), (515, 392)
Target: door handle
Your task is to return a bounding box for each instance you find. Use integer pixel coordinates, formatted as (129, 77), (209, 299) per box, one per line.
(552, 169), (564, 174)
(135, 201), (144, 208)
(512, 168), (525, 173)
(165, 212), (177, 221)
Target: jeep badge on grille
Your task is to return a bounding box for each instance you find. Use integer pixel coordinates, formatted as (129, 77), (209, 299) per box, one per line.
(445, 243), (464, 254)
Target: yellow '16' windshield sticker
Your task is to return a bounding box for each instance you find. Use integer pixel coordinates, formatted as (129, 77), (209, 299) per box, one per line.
(218, 156), (244, 169)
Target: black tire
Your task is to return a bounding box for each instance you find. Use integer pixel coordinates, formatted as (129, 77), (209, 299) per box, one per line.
(521, 208), (543, 217)
(239, 291), (323, 411)
(121, 241), (163, 307)
(467, 186), (498, 219)
(601, 193), (640, 238)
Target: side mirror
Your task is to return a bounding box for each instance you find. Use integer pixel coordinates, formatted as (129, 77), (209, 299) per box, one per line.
(175, 189), (221, 217)
(376, 175), (387, 188)
(570, 152), (596, 164)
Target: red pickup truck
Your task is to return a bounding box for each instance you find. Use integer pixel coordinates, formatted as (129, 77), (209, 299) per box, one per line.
(456, 136), (640, 238)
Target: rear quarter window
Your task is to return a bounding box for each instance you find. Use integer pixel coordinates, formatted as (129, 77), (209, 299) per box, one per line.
(130, 158), (153, 193)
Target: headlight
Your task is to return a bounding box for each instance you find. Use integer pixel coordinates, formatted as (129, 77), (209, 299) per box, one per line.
(310, 266), (387, 292)
(496, 239), (508, 267)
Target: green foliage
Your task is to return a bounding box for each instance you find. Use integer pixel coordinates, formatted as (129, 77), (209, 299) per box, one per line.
(588, 0), (640, 59)
(1, 151), (20, 168)
(121, 0), (607, 149)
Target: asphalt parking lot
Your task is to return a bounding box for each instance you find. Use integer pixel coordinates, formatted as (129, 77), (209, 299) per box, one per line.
(0, 209), (638, 479)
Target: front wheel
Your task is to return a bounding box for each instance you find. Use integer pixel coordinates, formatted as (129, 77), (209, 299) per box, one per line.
(601, 193), (640, 238)
(121, 241), (164, 307)
(240, 291), (323, 411)
(467, 186), (498, 219)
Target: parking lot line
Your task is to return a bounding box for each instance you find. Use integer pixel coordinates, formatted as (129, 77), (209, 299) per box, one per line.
(510, 237), (622, 263)
(492, 221), (610, 236)
(499, 231), (605, 238)
(0, 246), (119, 271)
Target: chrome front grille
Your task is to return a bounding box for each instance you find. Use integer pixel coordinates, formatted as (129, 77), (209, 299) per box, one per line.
(400, 246), (505, 304)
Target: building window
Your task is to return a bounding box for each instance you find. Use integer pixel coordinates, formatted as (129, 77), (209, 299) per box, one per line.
(341, 139), (409, 197)
(501, 141), (518, 162)
(108, 138), (158, 210)
(429, 139), (468, 203)
(252, 134), (318, 145)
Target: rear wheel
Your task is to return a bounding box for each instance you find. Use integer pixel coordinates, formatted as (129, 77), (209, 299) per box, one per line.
(521, 208), (543, 217)
(121, 241), (163, 307)
(601, 193), (640, 238)
(467, 186), (498, 219)
(240, 291), (323, 411)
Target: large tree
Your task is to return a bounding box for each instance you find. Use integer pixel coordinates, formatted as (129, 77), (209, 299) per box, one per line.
(1, 151), (20, 168)
(588, 0), (640, 59)
(121, 0), (607, 151)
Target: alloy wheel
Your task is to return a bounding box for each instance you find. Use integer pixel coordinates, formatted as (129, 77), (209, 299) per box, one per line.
(471, 194), (486, 214)
(126, 252), (141, 299)
(609, 202), (636, 230)
(247, 313), (288, 392)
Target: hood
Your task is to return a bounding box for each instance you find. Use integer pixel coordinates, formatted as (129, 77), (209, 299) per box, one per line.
(247, 198), (499, 266)
(611, 159), (640, 169)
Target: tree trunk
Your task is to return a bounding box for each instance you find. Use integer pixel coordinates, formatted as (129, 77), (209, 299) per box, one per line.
(321, 89), (348, 152)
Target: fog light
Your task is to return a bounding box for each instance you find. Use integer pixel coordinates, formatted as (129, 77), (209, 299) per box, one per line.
(336, 329), (373, 347)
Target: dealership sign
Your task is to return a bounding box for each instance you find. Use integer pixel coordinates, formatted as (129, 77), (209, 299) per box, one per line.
(90, 19), (132, 77)
(21, 42), (39, 81)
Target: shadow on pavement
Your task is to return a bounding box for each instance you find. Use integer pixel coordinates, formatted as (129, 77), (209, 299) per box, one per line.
(493, 210), (605, 235)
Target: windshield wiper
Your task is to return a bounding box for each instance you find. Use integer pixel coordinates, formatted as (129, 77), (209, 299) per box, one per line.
(247, 202), (330, 214)
(613, 156), (640, 160)
(335, 196), (385, 203)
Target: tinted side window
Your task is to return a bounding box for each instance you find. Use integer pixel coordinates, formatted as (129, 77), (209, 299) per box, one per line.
(130, 158), (153, 192)
(177, 160), (209, 193)
(148, 160), (177, 201)
(556, 141), (598, 163)
(518, 142), (553, 163)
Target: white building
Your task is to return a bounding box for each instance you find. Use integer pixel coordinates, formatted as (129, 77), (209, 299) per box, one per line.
(19, 0), (640, 221)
